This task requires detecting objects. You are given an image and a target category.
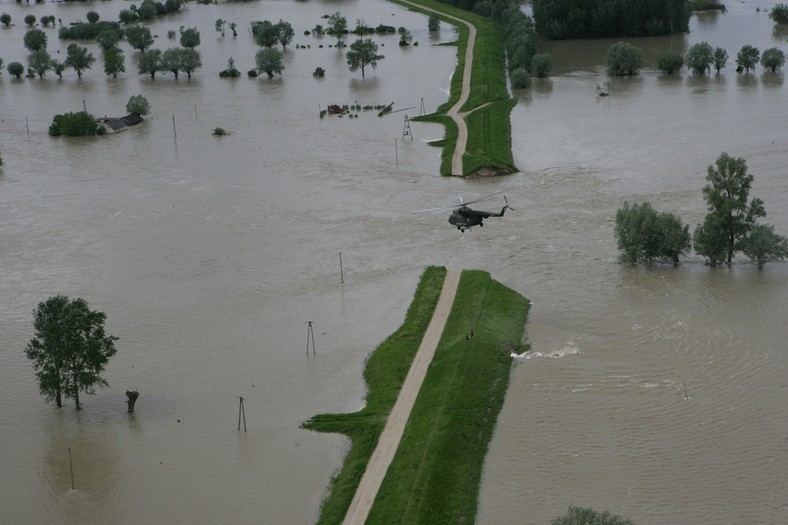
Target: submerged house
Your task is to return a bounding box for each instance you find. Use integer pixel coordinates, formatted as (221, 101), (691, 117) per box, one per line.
(100, 113), (144, 133)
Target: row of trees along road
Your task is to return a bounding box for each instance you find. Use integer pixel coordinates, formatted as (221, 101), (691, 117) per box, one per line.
(24, 296), (118, 410)
(615, 153), (788, 268)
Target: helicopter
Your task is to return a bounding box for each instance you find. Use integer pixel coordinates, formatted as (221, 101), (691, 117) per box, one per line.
(413, 193), (512, 232)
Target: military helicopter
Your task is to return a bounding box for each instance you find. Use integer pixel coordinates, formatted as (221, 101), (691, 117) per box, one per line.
(413, 193), (512, 232)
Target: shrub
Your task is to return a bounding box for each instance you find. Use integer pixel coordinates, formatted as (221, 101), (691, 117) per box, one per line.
(59, 21), (121, 40)
(656, 50), (684, 74)
(313, 66), (325, 77)
(219, 57), (241, 78)
(428, 14), (440, 32)
(49, 112), (105, 137)
(510, 67), (529, 88)
(0, 13), (11, 27)
(25, 14), (36, 27)
(615, 202), (691, 265)
(247, 69), (258, 78)
(212, 127), (227, 136)
(86, 11), (100, 24)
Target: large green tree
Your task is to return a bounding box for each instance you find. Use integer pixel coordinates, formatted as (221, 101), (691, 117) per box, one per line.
(179, 48), (201, 79)
(695, 152), (765, 265)
(346, 38), (384, 78)
(65, 43), (95, 78)
(24, 296), (118, 410)
(253, 20), (278, 48)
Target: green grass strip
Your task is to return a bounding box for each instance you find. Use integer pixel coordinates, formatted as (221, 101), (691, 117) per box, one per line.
(394, 0), (516, 176)
(304, 268), (530, 524)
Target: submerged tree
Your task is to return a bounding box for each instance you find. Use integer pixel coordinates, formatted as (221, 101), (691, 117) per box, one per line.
(605, 41), (644, 76)
(656, 50), (684, 74)
(740, 224), (788, 268)
(685, 41), (713, 74)
(138, 49), (162, 79)
(346, 38), (384, 78)
(712, 47), (728, 73)
(103, 46), (126, 78)
(760, 47), (785, 72)
(615, 201), (691, 265)
(695, 152), (765, 265)
(255, 47), (284, 78)
(126, 94), (151, 116)
(25, 296), (118, 409)
(65, 43), (95, 78)
(736, 44), (759, 73)
(327, 12), (348, 46)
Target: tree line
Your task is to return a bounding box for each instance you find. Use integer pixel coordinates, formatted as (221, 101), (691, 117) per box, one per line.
(615, 153), (788, 268)
(604, 41), (785, 77)
(533, 0), (690, 39)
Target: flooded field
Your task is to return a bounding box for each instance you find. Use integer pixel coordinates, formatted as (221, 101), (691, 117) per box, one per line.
(1, 1), (786, 524)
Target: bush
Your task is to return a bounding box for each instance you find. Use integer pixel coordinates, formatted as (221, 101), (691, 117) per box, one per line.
(49, 112), (105, 137)
(25, 14), (36, 27)
(212, 127), (227, 136)
(656, 50), (684, 74)
(247, 69), (258, 78)
(0, 13), (11, 27)
(531, 53), (553, 77)
(605, 41), (644, 76)
(219, 57), (241, 78)
(510, 67), (529, 88)
(313, 66), (325, 77)
(428, 14), (440, 32)
(86, 11), (100, 24)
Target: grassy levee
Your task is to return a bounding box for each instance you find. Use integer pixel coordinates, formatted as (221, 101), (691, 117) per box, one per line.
(396, 0), (516, 176)
(304, 268), (530, 524)
(303, 266), (447, 524)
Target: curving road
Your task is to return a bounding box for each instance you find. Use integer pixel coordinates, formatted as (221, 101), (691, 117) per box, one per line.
(399, 1), (477, 176)
(341, 270), (460, 525)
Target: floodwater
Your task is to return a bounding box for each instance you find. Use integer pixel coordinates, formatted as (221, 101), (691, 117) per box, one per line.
(0, 1), (785, 524)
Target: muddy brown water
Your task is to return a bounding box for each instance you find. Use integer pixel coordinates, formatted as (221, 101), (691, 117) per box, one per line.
(1, 1), (786, 524)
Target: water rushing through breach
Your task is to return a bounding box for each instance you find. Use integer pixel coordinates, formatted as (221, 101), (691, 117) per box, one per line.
(1, 1), (786, 524)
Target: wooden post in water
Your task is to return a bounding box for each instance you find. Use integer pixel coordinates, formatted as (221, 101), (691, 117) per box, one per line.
(394, 138), (398, 168)
(68, 448), (75, 489)
(26, 116), (30, 137)
(237, 397), (247, 431)
(83, 99), (86, 112)
(172, 114), (177, 142)
(306, 321), (316, 355)
(339, 252), (344, 284)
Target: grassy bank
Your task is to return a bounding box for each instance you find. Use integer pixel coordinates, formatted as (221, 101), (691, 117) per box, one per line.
(394, 0), (516, 177)
(304, 268), (530, 524)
